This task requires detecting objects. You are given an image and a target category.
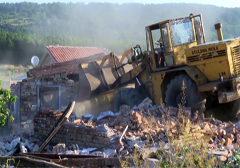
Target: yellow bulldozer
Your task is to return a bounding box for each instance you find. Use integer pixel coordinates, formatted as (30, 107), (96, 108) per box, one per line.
(76, 13), (240, 122)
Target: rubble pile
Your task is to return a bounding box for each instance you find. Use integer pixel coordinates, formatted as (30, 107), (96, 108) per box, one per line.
(56, 98), (240, 163)
(3, 97), (240, 166)
(0, 132), (39, 156)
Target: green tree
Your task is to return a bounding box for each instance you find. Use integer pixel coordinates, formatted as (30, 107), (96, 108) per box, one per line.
(0, 80), (17, 127)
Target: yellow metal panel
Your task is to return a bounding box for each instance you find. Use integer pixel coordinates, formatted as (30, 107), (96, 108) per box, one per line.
(185, 67), (208, 86)
(151, 73), (166, 104)
(196, 60), (231, 81)
(185, 43), (226, 58)
(173, 42), (197, 66)
(138, 70), (165, 104)
(227, 39), (240, 77)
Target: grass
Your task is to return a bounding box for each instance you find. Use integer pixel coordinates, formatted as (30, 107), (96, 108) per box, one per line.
(118, 80), (228, 168)
(0, 157), (17, 168)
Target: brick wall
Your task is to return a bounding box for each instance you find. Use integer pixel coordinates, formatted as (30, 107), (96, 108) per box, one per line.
(34, 110), (116, 148)
(20, 81), (37, 130)
(28, 61), (80, 78)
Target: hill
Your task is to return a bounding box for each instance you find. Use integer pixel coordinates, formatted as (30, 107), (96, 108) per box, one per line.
(0, 2), (239, 65)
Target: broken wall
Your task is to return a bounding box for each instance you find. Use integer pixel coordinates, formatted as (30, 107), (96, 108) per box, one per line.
(34, 110), (116, 148)
(10, 73), (78, 132)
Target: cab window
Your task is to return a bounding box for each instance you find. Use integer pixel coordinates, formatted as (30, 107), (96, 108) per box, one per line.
(160, 23), (172, 51)
(145, 28), (151, 52)
(170, 18), (194, 46)
(151, 28), (162, 52)
(193, 16), (204, 44)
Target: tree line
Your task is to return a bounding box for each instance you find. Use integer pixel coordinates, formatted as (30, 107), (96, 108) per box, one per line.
(0, 2), (239, 65)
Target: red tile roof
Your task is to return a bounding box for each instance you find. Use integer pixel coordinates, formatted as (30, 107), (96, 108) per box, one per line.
(46, 45), (110, 63)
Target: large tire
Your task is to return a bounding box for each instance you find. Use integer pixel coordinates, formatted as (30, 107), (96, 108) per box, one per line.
(113, 88), (144, 113)
(165, 74), (206, 114)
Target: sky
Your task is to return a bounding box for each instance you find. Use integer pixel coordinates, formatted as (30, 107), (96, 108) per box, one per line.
(1, 0), (240, 8)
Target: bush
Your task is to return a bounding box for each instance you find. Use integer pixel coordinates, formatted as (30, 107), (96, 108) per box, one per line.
(0, 80), (17, 126)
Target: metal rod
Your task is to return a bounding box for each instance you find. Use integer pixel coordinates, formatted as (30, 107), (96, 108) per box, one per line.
(136, 77), (141, 86)
(59, 84), (61, 112)
(17, 82), (21, 133)
(37, 85), (40, 112)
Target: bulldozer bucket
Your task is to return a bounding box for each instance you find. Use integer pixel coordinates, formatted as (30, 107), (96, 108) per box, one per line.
(75, 49), (136, 118)
(77, 50), (135, 101)
(78, 60), (110, 101)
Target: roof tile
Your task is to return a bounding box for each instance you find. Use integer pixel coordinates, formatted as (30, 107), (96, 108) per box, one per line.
(46, 45), (110, 63)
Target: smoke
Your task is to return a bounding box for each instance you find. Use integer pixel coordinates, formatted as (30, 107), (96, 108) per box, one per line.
(0, 2), (234, 66)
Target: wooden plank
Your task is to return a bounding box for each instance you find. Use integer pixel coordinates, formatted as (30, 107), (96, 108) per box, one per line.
(36, 101), (75, 153)
(0, 156), (65, 168)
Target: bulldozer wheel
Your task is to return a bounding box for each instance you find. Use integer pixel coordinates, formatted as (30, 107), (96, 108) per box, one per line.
(113, 88), (144, 113)
(165, 74), (206, 114)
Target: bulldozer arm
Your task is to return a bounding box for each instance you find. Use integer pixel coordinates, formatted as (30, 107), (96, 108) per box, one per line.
(75, 48), (144, 118)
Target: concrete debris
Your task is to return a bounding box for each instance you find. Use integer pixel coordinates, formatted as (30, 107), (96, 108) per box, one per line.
(144, 158), (160, 168)
(20, 143), (27, 153)
(138, 97), (152, 112)
(97, 111), (120, 120)
(31, 97), (240, 163)
(4, 148), (18, 157)
(4, 96), (240, 167)
(82, 114), (94, 123)
(0, 132), (39, 156)
(32, 144), (39, 153)
(103, 149), (116, 158)
(52, 143), (66, 154)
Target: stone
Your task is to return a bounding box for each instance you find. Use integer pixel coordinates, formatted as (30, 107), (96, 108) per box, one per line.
(20, 143), (27, 153)
(203, 123), (210, 131)
(171, 128), (177, 134)
(52, 144), (66, 154)
(225, 138), (233, 146)
(138, 97), (152, 111)
(5, 143), (12, 151)
(226, 144), (236, 151)
(11, 138), (20, 149)
(236, 134), (240, 142)
(217, 155), (227, 162)
(226, 133), (234, 140)
(120, 105), (130, 115)
(131, 111), (143, 125)
(73, 119), (82, 124)
(214, 137), (220, 143)
(127, 137), (137, 148)
(0, 142), (5, 151)
(225, 125), (235, 134)
(24, 140), (34, 151)
(210, 149), (228, 156)
(219, 138), (226, 146)
(103, 149), (116, 158)
(140, 147), (159, 159)
(4, 148), (18, 157)
(145, 158), (160, 168)
(32, 144), (39, 153)
(0, 149), (6, 156)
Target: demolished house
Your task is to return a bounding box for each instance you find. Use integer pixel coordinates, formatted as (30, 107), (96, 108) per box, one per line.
(4, 45), (240, 167)
(10, 45), (112, 132)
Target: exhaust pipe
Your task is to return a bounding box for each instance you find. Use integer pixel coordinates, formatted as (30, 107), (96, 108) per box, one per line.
(214, 23), (223, 41)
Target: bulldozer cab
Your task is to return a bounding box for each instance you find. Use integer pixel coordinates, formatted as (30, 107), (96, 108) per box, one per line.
(146, 14), (206, 71)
